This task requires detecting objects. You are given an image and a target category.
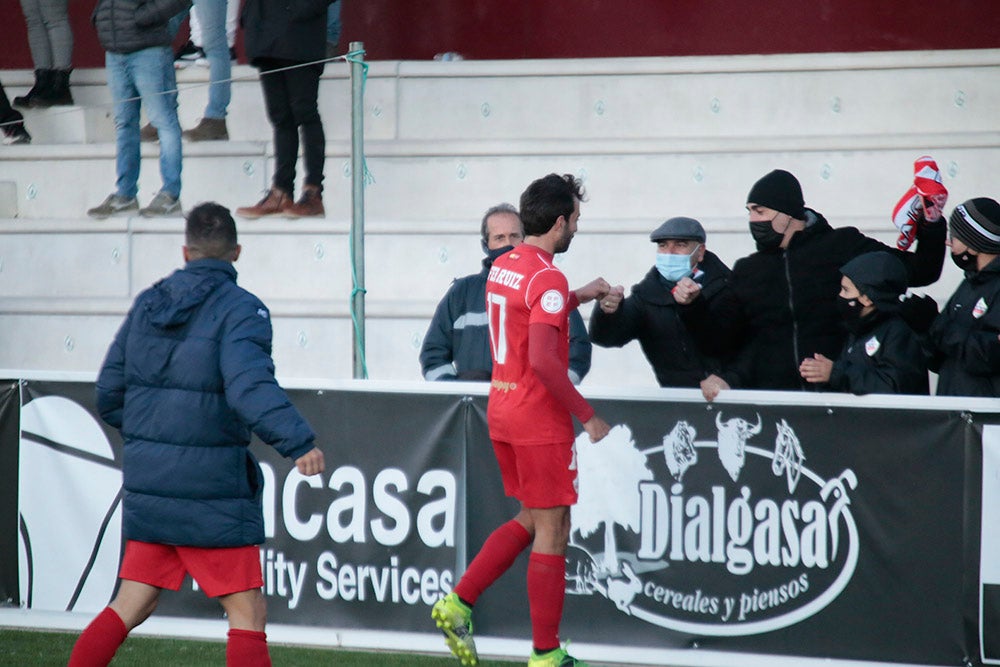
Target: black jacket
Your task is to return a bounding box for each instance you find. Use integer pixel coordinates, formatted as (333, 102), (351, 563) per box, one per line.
(928, 258), (1000, 397)
(712, 209), (945, 390)
(827, 313), (929, 395)
(589, 250), (731, 388)
(93, 0), (191, 55)
(242, 0), (332, 64)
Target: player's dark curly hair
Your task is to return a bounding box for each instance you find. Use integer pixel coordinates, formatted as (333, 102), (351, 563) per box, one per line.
(519, 173), (586, 237)
(185, 202), (238, 260)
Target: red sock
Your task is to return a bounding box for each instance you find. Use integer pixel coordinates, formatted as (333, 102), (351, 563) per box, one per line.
(527, 551), (566, 651)
(454, 519), (532, 605)
(227, 629), (271, 667)
(68, 607), (128, 667)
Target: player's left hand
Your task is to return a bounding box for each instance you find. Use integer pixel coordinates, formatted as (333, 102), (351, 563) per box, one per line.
(295, 447), (326, 476)
(583, 415), (611, 442)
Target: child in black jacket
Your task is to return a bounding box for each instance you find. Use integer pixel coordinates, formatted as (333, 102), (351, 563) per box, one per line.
(799, 251), (929, 395)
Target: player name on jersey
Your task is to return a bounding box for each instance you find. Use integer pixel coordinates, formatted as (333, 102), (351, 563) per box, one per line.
(487, 265), (524, 290)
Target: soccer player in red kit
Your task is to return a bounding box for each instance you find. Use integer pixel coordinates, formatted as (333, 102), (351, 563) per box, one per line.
(432, 173), (612, 667)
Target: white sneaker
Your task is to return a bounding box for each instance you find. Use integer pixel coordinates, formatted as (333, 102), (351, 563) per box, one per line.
(87, 193), (139, 219)
(139, 191), (182, 218)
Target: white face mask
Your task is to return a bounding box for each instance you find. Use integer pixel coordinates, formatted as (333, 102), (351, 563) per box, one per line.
(655, 245), (699, 282)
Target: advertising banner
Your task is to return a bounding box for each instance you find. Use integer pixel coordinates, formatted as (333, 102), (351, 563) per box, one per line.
(549, 400), (967, 664)
(0, 380), (18, 606)
(981, 424), (1000, 665)
(16, 381), (123, 614)
(4, 381), (998, 665)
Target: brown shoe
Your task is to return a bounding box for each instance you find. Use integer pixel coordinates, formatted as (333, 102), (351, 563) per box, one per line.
(183, 117), (228, 141)
(235, 187), (292, 219)
(140, 123), (158, 142)
(285, 185), (325, 218)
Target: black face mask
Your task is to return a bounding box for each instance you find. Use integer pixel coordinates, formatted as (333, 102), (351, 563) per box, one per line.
(484, 244), (515, 267)
(836, 296), (867, 332)
(951, 250), (977, 272)
(749, 219), (784, 250)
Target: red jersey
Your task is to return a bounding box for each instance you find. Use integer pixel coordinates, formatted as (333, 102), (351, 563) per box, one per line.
(486, 244), (576, 445)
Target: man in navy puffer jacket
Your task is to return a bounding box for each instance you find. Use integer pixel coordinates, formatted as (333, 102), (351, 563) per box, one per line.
(69, 202), (324, 667)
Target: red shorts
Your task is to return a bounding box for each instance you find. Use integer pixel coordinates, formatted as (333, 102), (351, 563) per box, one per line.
(118, 540), (263, 598)
(492, 440), (578, 508)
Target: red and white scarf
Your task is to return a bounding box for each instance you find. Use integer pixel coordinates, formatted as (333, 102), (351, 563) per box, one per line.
(891, 155), (948, 250)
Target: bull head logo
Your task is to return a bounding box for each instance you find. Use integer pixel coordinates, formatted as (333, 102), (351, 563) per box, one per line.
(715, 412), (762, 481)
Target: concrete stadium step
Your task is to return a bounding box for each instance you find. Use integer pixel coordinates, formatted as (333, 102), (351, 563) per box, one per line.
(11, 105), (114, 145)
(4, 62), (398, 145)
(6, 48), (999, 145)
(2, 134), (997, 220)
(392, 49), (1000, 141)
(0, 141), (270, 218)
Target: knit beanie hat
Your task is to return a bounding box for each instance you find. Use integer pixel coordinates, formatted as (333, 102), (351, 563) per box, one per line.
(949, 197), (1000, 254)
(746, 169), (806, 220)
(840, 251), (908, 313)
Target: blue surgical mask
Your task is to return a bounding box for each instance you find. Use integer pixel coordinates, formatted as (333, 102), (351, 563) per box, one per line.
(655, 246), (699, 283)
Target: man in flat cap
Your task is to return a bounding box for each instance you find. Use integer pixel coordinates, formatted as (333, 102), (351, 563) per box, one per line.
(926, 197), (1000, 396)
(590, 216), (732, 389)
(702, 168), (945, 399)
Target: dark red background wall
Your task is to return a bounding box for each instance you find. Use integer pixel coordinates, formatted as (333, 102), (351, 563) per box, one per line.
(1, 0), (997, 68)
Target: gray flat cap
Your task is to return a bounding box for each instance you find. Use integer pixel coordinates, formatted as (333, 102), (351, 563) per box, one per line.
(650, 217), (706, 243)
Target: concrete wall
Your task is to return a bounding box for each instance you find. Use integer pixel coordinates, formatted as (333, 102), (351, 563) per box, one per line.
(1, 49), (998, 386)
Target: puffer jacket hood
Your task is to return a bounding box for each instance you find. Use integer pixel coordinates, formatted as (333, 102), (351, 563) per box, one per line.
(145, 260), (234, 328)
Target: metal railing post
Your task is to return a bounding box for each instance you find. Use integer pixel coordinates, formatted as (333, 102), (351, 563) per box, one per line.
(349, 41), (367, 379)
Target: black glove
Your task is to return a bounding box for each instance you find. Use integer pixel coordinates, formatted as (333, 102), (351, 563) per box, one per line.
(899, 293), (939, 333)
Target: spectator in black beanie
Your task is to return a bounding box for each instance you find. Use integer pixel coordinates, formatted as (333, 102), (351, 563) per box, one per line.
(700, 168), (945, 400)
(926, 198), (1000, 396)
(799, 251), (929, 395)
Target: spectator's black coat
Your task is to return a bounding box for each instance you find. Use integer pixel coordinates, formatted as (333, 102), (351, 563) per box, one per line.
(711, 210), (945, 390)
(242, 0), (332, 64)
(589, 251), (731, 388)
(929, 258), (1000, 396)
(827, 313), (929, 395)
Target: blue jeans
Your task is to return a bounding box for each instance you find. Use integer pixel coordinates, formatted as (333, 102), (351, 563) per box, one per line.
(194, 0), (230, 118)
(327, 0), (341, 46)
(106, 47), (182, 199)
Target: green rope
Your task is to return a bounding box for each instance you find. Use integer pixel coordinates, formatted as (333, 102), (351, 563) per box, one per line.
(343, 48), (375, 186)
